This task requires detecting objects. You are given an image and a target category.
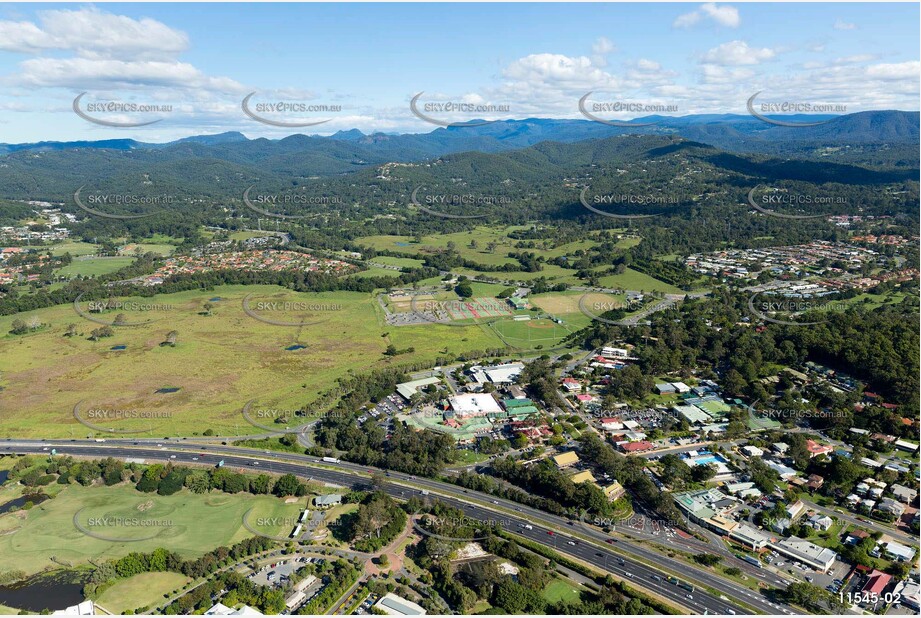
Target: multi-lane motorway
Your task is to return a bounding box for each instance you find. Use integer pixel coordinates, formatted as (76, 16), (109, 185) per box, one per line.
(3, 439), (801, 616)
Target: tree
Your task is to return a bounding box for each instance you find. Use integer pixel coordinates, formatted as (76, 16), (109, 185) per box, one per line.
(273, 473), (301, 497)
(185, 470), (211, 494)
(10, 319), (28, 335)
(455, 282), (473, 298)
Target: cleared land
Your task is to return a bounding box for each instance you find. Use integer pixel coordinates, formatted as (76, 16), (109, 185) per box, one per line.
(0, 483), (307, 576)
(0, 284), (504, 437)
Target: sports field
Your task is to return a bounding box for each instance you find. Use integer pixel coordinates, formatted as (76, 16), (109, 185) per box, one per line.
(0, 483), (306, 576)
(55, 257), (135, 278)
(0, 284), (504, 437)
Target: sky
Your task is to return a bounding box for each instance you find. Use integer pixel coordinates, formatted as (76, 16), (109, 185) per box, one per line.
(0, 2), (917, 142)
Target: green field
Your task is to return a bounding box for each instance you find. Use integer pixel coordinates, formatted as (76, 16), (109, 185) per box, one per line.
(542, 578), (585, 604)
(46, 241), (100, 257)
(56, 257), (135, 278)
(596, 268), (682, 293)
(95, 572), (191, 613)
(0, 483), (306, 576)
(369, 256), (425, 269)
(0, 284), (506, 437)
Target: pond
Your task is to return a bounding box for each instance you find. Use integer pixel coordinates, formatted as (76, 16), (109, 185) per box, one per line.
(0, 570), (87, 612)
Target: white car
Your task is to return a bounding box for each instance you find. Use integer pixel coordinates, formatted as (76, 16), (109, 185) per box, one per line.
(567, 541), (576, 546)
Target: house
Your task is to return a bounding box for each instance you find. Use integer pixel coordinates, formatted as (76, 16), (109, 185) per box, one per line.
(507, 385), (527, 399)
(805, 439), (834, 458)
(671, 382), (691, 394)
(570, 470), (596, 484)
(741, 445), (764, 458)
(786, 500), (807, 521)
(655, 383), (676, 395)
(374, 593), (427, 616)
(771, 536), (838, 573)
(878, 541), (916, 562)
(876, 498), (906, 518)
(805, 474), (824, 491)
(600, 417), (625, 431)
(894, 439), (919, 453)
(808, 514), (833, 531)
(772, 442), (789, 455)
(552, 451), (580, 468)
(891, 484), (918, 504)
(561, 377), (581, 392)
(314, 494), (343, 508)
(893, 580), (920, 611)
(861, 569), (892, 597)
(51, 602), (96, 616)
(619, 440), (654, 454)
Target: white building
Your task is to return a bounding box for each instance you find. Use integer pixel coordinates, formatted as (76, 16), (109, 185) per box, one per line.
(374, 593), (427, 616)
(448, 393), (503, 418)
(771, 537), (838, 573)
(205, 603), (264, 616)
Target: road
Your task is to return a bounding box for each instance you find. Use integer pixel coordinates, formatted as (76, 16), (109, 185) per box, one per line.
(4, 439), (803, 616)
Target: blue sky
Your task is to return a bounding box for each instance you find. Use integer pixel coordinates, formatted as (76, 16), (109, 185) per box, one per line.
(0, 2), (917, 142)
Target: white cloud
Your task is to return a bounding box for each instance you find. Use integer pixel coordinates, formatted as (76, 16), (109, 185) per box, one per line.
(866, 61), (921, 80)
(833, 19), (857, 31)
(675, 3), (740, 29)
(0, 7), (188, 60)
(702, 40), (776, 66)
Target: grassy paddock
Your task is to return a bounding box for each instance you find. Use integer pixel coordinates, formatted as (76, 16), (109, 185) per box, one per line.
(0, 284), (504, 437)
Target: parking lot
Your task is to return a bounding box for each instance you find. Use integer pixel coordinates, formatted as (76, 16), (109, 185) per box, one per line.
(250, 556), (315, 588)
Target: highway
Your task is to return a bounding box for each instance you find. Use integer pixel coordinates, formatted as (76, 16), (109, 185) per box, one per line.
(2, 439), (800, 616)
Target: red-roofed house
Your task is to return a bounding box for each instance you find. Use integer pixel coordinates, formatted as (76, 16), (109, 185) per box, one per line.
(806, 439), (834, 458)
(619, 441), (654, 454)
(561, 378), (581, 392)
(862, 569), (892, 596)
(600, 417), (624, 431)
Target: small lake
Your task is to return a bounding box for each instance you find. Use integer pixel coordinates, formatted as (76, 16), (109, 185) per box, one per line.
(0, 493), (49, 515)
(0, 570), (87, 612)
(285, 344), (307, 351)
(0, 470), (8, 485)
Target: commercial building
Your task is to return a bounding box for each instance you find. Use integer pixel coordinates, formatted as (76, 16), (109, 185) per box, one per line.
(205, 604), (264, 616)
(771, 537), (838, 573)
(448, 393), (503, 418)
(552, 451), (580, 468)
(396, 377), (442, 401)
(374, 593), (427, 616)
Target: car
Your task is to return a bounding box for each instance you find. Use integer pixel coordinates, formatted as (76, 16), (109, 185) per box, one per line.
(567, 541), (576, 546)
(625, 572), (633, 578)
(169, 454), (177, 459)
(596, 552), (604, 557)
(251, 461), (259, 466)
(686, 594), (693, 600)
(492, 500), (499, 505)
(192, 457), (199, 461)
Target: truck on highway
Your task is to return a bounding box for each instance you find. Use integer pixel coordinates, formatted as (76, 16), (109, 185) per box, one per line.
(217, 460), (225, 468)
(94, 438), (106, 442)
(677, 581), (695, 593)
(322, 456), (340, 463)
